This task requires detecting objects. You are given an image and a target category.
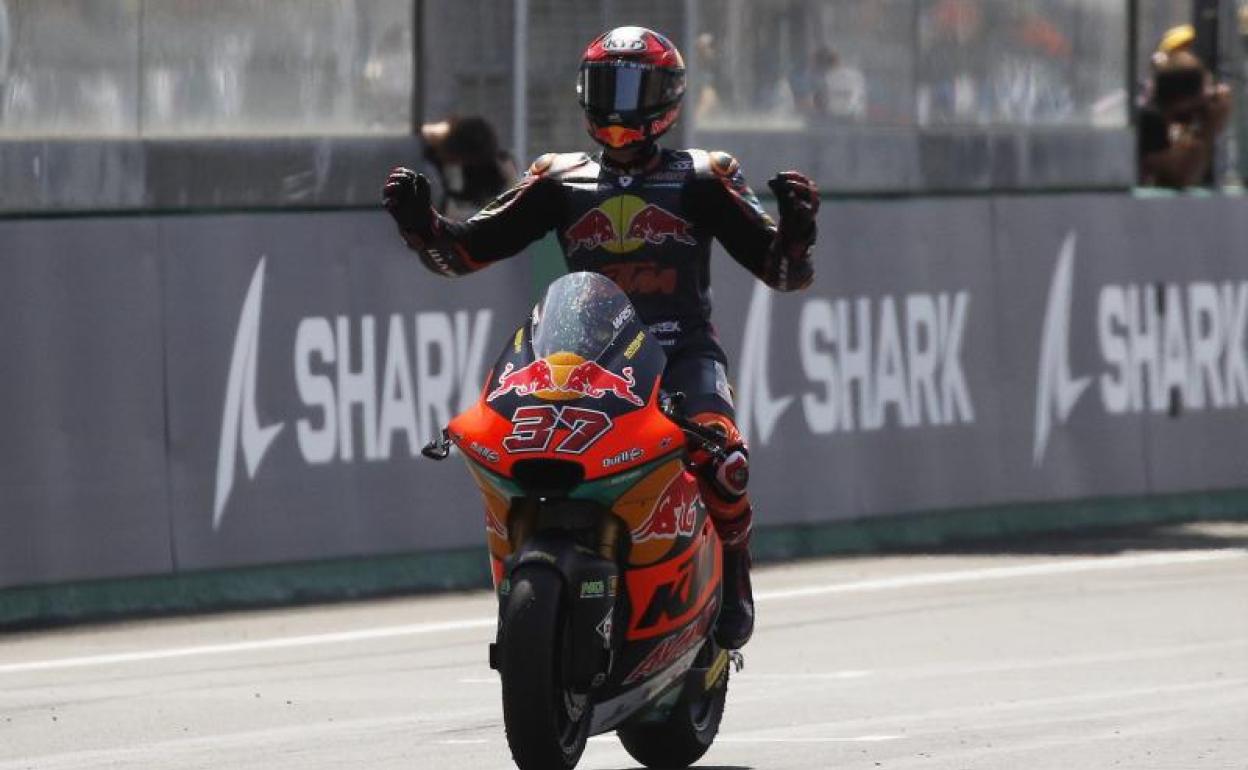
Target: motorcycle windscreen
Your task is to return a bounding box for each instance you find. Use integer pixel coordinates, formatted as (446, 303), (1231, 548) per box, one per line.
(532, 272), (637, 363)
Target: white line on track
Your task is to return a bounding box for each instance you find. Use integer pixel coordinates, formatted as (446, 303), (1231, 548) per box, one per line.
(736, 669), (874, 680)
(717, 735), (903, 743)
(753, 548), (1246, 602)
(586, 734), (902, 745)
(0, 617), (495, 675)
(1, 548), (1241, 676)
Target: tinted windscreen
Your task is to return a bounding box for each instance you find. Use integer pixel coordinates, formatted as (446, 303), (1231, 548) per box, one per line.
(532, 272), (635, 361)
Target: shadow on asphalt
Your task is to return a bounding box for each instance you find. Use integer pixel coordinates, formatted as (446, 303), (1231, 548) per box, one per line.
(604, 767), (752, 770)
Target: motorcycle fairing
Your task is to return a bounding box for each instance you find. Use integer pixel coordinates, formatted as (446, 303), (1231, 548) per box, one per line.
(444, 273), (726, 723)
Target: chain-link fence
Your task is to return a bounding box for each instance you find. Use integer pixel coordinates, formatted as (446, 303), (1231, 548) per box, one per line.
(0, 0), (412, 138)
(1, 0), (1246, 209)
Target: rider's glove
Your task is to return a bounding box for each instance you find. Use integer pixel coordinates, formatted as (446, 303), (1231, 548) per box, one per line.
(382, 167), (436, 238)
(768, 171), (819, 242)
(764, 171), (818, 290)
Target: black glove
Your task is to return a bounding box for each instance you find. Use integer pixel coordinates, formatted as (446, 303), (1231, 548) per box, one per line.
(382, 166), (435, 236)
(768, 171), (819, 240)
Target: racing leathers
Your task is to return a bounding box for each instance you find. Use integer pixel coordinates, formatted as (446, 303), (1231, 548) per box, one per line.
(384, 146), (818, 648)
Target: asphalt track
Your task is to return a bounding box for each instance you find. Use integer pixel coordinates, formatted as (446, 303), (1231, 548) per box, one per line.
(1, 522), (1245, 770)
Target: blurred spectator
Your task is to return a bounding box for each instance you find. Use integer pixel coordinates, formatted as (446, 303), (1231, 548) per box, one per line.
(1158, 23), (1196, 56)
(692, 32), (734, 120)
(1138, 34), (1233, 188)
(917, 0), (989, 125)
(421, 115), (518, 219)
(791, 46), (865, 120)
(991, 10), (1074, 124)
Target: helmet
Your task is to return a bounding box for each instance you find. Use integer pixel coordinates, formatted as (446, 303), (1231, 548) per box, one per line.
(577, 26), (686, 150)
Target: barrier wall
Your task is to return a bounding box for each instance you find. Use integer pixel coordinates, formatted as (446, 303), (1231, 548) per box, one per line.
(2, 194), (1246, 590)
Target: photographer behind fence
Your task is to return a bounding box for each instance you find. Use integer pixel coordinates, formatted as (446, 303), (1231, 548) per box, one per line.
(1138, 26), (1233, 189)
(421, 115), (518, 220)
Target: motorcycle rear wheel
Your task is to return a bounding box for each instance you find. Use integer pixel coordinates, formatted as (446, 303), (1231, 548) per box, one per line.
(616, 645), (729, 769)
(499, 566), (591, 770)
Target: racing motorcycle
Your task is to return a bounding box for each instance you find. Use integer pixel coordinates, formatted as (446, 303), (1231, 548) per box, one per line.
(423, 271), (740, 770)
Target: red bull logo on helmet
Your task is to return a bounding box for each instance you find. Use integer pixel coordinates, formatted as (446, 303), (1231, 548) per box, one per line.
(565, 195), (695, 257)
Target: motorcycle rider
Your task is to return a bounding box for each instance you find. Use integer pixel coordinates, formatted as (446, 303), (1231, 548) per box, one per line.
(383, 26), (819, 650)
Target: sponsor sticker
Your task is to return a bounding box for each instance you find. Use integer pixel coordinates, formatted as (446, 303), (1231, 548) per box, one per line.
(632, 475), (701, 543)
(596, 609), (614, 643)
(470, 441), (500, 464)
(580, 579), (606, 599)
(603, 33), (646, 52)
(565, 195), (695, 256)
(624, 330), (646, 359)
(623, 603), (716, 684)
(603, 447), (644, 469)
(612, 305), (634, 330)
(489, 360), (643, 406)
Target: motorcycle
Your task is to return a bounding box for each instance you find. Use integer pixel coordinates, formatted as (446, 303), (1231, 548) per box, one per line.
(423, 271), (740, 770)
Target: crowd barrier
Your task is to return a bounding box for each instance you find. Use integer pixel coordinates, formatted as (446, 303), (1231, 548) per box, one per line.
(2, 193), (1245, 609)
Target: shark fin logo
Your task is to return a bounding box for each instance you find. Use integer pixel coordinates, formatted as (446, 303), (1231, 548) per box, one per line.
(1032, 232), (1092, 466)
(213, 257), (285, 529)
(738, 282), (794, 445)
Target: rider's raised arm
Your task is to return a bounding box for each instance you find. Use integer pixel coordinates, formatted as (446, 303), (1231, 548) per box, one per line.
(686, 151), (819, 292)
(383, 166), (563, 277)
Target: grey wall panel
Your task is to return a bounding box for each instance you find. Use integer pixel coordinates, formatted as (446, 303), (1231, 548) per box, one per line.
(710, 198), (1012, 523)
(0, 219), (172, 587)
(1128, 197), (1248, 495)
(160, 211), (533, 570)
(1, 193), (1245, 591)
(989, 196), (1152, 503)
(993, 195), (1248, 500)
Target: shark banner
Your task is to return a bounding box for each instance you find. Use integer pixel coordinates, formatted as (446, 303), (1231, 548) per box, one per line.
(1, 195), (1246, 588)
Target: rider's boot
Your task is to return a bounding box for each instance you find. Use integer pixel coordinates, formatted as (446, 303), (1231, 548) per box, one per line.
(716, 536), (755, 650)
(688, 412), (756, 649)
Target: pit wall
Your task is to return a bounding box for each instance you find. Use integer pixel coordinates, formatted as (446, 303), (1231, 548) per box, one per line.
(2, 192), (1246, 625)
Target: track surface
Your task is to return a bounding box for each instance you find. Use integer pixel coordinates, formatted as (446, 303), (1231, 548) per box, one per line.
(2, 523), (1246, 770)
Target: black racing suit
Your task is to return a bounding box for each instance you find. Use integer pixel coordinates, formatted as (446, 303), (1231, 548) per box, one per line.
(392, 144), (816, 649)
(396, 146), (816, 420)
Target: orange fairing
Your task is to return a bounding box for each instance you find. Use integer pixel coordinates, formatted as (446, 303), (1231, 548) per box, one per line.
(448, 378), (680, 482)
(623, 517), (721, 641)
(612, 459), (704, 566)
(464, 461), (511, 562)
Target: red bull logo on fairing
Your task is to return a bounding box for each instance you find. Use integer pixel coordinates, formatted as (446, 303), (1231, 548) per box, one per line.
(487, 358), (643, 406)
(564, 195), (695, 256)
(487, 360), (557, 400)
(632, 474), (702, 543)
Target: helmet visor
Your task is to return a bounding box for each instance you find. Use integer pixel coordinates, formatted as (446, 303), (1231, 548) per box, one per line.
(579, 62), (684, 119)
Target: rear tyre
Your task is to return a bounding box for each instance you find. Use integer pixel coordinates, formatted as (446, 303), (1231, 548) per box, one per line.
(616, 647), (729, 769)
(499, 566), (591, 770)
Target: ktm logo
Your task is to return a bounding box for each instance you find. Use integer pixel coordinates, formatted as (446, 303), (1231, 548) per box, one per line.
(564, 195), (694, 256)
(635, 541), (717, 634)
(602, 262), (677, 295)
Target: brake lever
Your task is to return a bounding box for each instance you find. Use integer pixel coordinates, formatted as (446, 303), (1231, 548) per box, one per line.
(662, 390), (730, 461)
(421, 428), (452, 460)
